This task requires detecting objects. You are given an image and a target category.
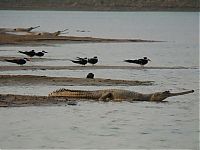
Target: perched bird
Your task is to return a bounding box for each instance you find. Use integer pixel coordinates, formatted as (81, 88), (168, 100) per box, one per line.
(86, 73), (94, 79)
(18, 50), (36, 57)
(69, 57), (87, 65)
(88, 56), (98, 65)
(35, 50), (48, 57)
(124, 57), (151, 67)
(5, 58), (30, 65)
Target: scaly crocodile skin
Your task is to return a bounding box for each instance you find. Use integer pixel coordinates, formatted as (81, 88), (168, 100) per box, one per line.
(48, 88), (194, 102)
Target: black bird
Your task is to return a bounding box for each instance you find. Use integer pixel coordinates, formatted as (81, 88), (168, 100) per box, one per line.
(5, 58), (30, 65)
(86, 73), (94, 79)
(35, 50), (48, 57)
(18, 50), (36, 57)
(88, 56), (98, 65)
(124, 57), (151, 67)
(69, 57), (87, 65)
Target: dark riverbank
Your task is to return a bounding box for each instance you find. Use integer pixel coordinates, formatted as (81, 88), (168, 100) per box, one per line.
(0, 0), (199, 11)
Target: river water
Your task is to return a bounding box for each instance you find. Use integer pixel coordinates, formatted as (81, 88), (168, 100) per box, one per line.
(0, 11), (199, 149)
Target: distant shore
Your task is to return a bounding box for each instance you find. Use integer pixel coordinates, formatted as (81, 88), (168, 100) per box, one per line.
(0, 0), (198, 12)
(0, 8), (198, 12)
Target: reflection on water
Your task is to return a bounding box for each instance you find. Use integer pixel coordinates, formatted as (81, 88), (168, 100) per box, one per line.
(0, 11), (199, 149)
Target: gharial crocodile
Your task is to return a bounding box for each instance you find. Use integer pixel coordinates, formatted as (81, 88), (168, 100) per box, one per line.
(49, 88), (194, 102)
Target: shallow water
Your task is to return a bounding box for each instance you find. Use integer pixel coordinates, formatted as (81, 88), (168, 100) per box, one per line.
(0, 11), (199, 149)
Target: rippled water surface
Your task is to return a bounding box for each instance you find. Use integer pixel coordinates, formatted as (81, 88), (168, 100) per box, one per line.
(0, 11), (199, 149)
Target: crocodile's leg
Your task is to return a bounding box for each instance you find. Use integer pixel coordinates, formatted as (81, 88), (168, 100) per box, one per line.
(99, 92), (114, 102)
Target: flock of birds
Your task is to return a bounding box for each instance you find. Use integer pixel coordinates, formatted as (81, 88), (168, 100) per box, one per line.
(67, 56), (151, 67)
(4, 49), (151, 67)
(5, 50), (48, 65)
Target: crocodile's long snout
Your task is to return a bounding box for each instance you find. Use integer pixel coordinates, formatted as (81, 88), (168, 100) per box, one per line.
(168, 90), (194, 97)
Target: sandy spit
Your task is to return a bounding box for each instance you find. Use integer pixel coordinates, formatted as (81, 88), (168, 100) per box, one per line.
(0, 75), (154, 86)
(0, 94), (76, 107)
(0, 65), (195, 71)
(0, 33), (162, 45)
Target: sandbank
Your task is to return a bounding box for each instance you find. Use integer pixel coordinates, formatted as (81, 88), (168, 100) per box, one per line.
(0, 94), (76, 107)
(0, 75), (154, 86)
(0, 33), (162, 45)
(0, 65), (195, 72)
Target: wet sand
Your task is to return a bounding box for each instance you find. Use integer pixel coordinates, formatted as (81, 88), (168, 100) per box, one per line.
(0, 33), (162, 45)
(0, 93), (139, 107)
(0, 94), (76, 107)
(0, 65), (196, 71)
(0, 75), (154, 86)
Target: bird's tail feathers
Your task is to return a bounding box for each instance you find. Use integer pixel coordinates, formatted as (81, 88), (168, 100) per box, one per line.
(5, 59), (13, 62)
(124, 59), (136, 63)
(66, 59), (73, 61)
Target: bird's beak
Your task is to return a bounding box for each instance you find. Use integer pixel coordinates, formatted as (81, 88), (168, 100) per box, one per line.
(148, 59), (151, 61)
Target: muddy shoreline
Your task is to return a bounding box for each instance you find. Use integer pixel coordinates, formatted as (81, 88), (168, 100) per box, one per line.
(0, 94), (79, 107)
(0, 65), (196, 71)
(0, 33), (162, 45)
(0, 75), (154, 86)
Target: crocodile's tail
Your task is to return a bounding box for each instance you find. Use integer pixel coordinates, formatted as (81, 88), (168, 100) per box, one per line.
(48, 88), (100, 99)
(49, 88), (66, 96)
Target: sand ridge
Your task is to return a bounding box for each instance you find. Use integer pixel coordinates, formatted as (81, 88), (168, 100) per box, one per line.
(0, 75), (154, 86)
